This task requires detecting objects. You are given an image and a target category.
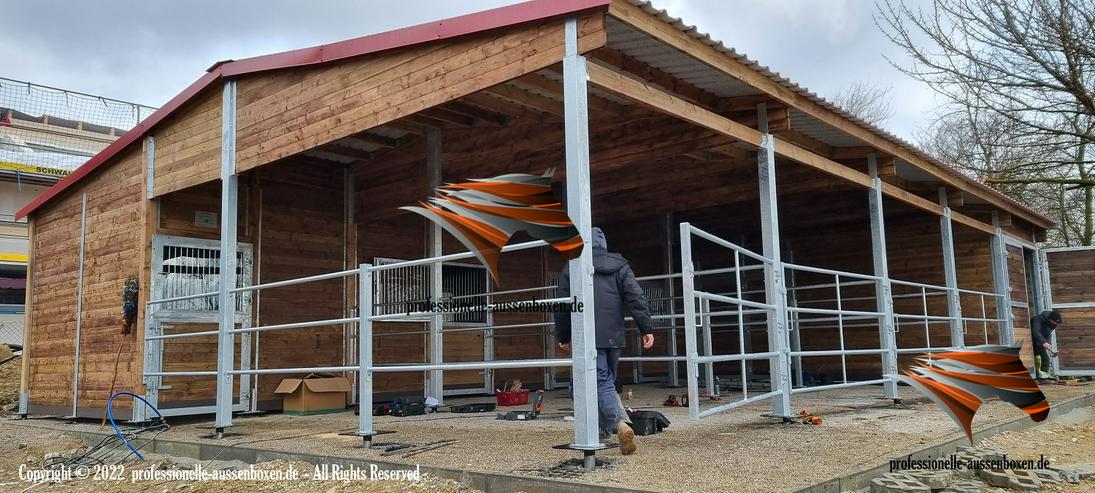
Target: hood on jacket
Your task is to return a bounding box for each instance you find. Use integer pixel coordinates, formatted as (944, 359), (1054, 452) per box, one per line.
(592, 227), (607, 250)
(590, 227), (627, 274)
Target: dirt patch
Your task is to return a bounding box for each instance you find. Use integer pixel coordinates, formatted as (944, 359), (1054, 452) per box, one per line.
(0, 355), (20, 413)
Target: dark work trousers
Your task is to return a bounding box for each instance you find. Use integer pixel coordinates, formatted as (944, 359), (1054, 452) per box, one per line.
(596, 347), (622, 435)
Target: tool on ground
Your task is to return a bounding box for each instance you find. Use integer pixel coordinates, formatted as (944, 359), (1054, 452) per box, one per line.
(373, 443), (411, 453)
(401, 439), (457, 458)
(380, 439), (456, 456)
(800, 409), (822, 425)
(663, 394), (680, 407)
(390, 397), (427, 417)
(497, 389), (544, 420)
(626, 409), (671, 436)
(450, 402), (496, 413)
(681, 394), (689, 406)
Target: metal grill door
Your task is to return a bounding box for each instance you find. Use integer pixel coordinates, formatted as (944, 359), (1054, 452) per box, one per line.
(1042, 246), (1095, 376)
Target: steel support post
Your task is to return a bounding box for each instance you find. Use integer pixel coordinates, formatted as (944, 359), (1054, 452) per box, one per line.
(990, 213), (1014, 346)
(701, 297), (715, 395)
(662, 212), (680, 387)
(938, 188), (964, 348)
(426, 127), (444, 403)
(868, 154), (899, 400)
(786, 249), (803, 387)
(563, 15), (602, 466)
(757, 104), (793, 419)
(135, 134), (158, 423)
(69, 192), (88, 418)
(357, 264), (375, 447)
(215, 80), (239, 435)
(679, 223), (701, 420)
(139, 310), (161, 421)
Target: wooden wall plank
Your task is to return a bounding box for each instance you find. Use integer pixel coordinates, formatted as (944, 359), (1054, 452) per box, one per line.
(152, 88), (222, 197)
(28, 146), (145, 411)
(235, 13), (605, 173)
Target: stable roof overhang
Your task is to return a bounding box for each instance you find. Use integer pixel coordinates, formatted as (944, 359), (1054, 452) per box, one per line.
(16, 0), (1054, 231)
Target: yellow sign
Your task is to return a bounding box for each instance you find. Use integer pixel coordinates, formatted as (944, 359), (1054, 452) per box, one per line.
(0, 253), (28, 263)
(0, 160), (72, 178)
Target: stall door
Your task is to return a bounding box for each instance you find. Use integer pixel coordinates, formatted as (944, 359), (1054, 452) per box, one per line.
(1042, 247), (1095, 376)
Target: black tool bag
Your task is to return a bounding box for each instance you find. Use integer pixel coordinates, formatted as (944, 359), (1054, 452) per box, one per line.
(450, 402), (496, 413)
(390, 397), (427, 417)
(626, 410), (671, 436)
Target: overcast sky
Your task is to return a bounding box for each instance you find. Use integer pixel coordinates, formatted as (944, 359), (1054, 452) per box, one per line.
(1, 0), (937, 141)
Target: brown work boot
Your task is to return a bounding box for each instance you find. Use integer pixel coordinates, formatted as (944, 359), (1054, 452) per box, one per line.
(616, 421), (636, 455)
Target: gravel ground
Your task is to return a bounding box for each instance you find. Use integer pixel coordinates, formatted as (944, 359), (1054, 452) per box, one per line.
(0, 420), (480, 492)
(3, 381), (1092, 493)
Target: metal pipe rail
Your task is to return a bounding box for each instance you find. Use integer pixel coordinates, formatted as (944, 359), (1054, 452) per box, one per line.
(695, 351), (780, 364)
(698, 390), (783, 418)
(369, 240), (548, 272)
(783, 262), (881, 281)
(695, 290), (776, 311)
(146, 358), (576, 378)
(367, 297), (572, 322)
(789, 348), (888, 357)
(791, 378), (890, 394)
(687, 225), (772, 264)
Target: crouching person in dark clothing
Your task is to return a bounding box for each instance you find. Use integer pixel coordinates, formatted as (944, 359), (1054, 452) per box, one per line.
(1030, 309), (1062, 380)
(554, 227), (655, 455)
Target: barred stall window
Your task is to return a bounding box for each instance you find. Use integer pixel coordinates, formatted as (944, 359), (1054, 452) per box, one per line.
(372, 258), (488, 325)
(150, 236), (253, 316)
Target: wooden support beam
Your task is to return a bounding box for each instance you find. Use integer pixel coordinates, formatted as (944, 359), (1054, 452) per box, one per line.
(342, 133), (400, 149)
(718, 95), (786, 112)
(419, 107), (475, 127)
(483, 83), (564, 116)
(590, 46), (720, 109)
(441, 101), (510, 126)
(947, 188), (965, 208)
(723, 108), (790, 132)
(459, 93), (554, 123)
(584, 60), (1002, 233)
(513, 72), (627, 115)
(606, 0), (1051, 229)
(831, 146), (890, 160)
(585, 61), (763, 146)
(773, 128), (831, 157)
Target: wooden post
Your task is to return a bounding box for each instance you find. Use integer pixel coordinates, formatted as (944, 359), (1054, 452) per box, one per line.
(18, 219), (35, 417)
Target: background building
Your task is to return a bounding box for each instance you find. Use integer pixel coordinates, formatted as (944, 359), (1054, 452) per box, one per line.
(0, 77), (155, 345)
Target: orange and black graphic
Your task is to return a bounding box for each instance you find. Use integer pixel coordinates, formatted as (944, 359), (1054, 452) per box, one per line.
(889, 345), (1049, 443)
(401, 169), (582, 283)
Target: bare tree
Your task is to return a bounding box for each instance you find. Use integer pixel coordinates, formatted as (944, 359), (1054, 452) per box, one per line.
(832, 79), (896, 125)
(917, 108), (1088, 244)
(876, 0), (1095, 245)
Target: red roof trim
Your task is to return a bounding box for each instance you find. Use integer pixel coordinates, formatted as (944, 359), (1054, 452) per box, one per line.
(17, 0), (610, 219)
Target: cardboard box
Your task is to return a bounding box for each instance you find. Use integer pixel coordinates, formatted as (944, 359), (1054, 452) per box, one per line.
(274, 373), (351, 415)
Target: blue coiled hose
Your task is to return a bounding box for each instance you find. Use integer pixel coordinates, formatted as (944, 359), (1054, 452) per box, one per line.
(107, 391), (166, 460)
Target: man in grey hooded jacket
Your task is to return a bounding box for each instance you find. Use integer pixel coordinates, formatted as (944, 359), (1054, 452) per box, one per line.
(554, 227), (655, 455)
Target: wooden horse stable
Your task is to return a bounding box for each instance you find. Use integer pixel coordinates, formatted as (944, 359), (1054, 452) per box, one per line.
(15, 0), (1083, 457)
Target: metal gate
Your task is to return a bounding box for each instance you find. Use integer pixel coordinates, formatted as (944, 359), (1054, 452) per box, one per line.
(144, 235), (254, 416)
(372, 257), (493, 396)
(1041, 246), (1095, 376)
